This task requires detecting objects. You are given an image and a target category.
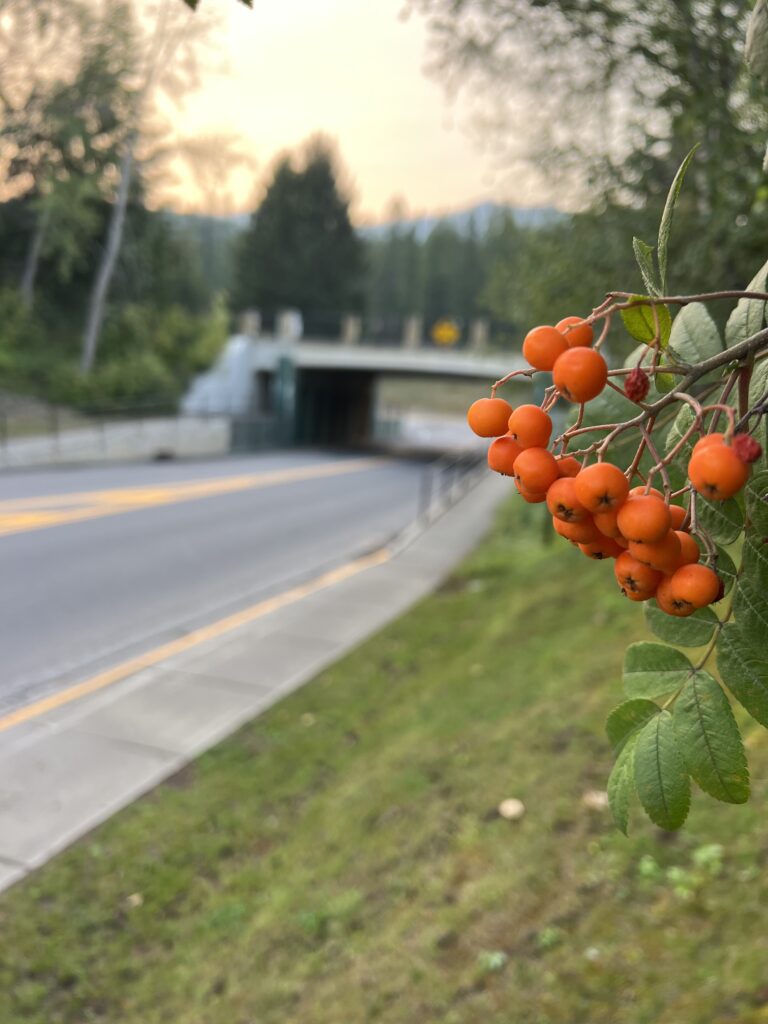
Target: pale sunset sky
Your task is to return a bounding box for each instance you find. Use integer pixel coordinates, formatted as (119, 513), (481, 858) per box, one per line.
(169, 0), (544, 223)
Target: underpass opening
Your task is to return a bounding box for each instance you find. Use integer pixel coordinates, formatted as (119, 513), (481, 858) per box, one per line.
(294, 369), (375, 447)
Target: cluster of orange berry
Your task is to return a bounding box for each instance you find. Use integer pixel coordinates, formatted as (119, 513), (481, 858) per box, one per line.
(467, 317), (762, 618)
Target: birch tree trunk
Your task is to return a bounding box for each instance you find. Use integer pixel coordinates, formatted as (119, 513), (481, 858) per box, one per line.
(20, 204), (51, 311)
(80, 136), (135, 374)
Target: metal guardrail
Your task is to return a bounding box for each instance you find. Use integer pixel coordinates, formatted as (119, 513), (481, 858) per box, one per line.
(417, 450), (485, 525)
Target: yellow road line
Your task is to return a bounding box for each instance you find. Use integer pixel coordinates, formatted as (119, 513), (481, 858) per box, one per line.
(0, 457), (382, 537)
(0, 546), (391, 734)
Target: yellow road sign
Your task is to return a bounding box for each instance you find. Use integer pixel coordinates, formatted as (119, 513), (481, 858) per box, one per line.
(431, 319), (461, 346)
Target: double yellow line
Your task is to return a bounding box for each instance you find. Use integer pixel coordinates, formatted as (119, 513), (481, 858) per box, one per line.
(0, 457), (381, 537)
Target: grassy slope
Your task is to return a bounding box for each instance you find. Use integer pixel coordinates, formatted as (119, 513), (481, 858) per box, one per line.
(2, 501), (768, 1023)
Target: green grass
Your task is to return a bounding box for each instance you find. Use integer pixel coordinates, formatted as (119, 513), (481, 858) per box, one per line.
(2, 501), (768, 1023)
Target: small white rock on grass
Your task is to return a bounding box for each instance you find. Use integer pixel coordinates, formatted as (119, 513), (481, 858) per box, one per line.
(498, 798), (526, 821)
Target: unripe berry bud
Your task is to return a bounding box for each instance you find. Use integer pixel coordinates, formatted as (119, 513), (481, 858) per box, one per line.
(732, 432), (763, 464)
(624, 367), (650, 403)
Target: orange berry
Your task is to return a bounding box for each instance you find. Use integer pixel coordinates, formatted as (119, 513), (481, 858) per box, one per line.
(675, 531), (700, 567)
(552, 347), (608, 403)
(593, 508), (622, 538)
(574, 462), (630, 513)
(515, 479), (548, 503)
(507, 405), (553, 448)
(691, 432), (724, 457)
(656, 575), (695, 617)
(522, 325), (568, 371)
(616, 495), (671, 543)
(487, 435), (523, 476)
(669, 563), (721, 609)
(614, 552), (662, 600)
(668, 504), (688, 530)
(556, 455), (582, 478)
(467, 397), (513, 437)
(629, 484), (664, 499)
(628, 530), (682, 573)
(556, 315), (593, 348)
(552, 515), (600, 543)
(579, 536), (624, 560)
(546, 477), (589, 523)
(688, 443), (750, 501)
(514, 447), (559, 493)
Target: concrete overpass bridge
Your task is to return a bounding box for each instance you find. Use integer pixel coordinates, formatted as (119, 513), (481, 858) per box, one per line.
(183, 331), (526, 447)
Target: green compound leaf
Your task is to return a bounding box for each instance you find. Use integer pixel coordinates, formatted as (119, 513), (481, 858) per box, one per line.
(644, 603), (719, 647)
(743, 530), (768, 590)
(623, 642), (693, 700)
(733, 576), (768, 648)
(620, 297), (672, 346)
(657, 144), (699, 293)
(717, 622), (768, 728)
(725, 258), (768, 349)
(632, 239), (661, 298)
(673, 671), (749, 804)
(606, 698), (660, 753)
(608, 734), (639, 835)
(695, 496), (744, 545)
(714, 545), (738, 596)
(666, 302), (723, 367)
(634, 711), (691, 830)
(745, 470), (768, 534)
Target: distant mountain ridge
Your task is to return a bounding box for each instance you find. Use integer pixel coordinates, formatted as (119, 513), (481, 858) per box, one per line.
(357, 201), (563, 242)
(167, 200), (563, 244)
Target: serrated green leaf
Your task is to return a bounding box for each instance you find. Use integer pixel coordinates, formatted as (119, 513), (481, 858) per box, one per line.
(714, 546), (738, 596)
(717, 622), (768, 727)
(673, 671), (749, 804)
(633, 238), (661, 298)
(745, 470), (768, 533)
(606, 698), (660, 753)
(644, 603), (719, 647)
(695, 496), (744, 544)
(734, 576), (768, 647)
(743, 530), (768, 589)
(623, 642), (692, 699)
(657, 144), (699, 293)
(620, 298), (672, 346)
(608, 735), (638, 835)
(666, 303), (723, 367)
(634, 711), (691, 830)
(725, 259), (768, 349)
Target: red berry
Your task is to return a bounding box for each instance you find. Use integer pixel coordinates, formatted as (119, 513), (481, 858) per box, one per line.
(624, 367), (650, 403)
(732, 433), (763, 465)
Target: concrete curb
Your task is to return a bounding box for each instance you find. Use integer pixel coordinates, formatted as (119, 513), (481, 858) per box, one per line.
(0, 472), (509, 892)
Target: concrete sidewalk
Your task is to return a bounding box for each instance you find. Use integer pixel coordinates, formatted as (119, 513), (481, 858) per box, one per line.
(0, 472), (509, 892)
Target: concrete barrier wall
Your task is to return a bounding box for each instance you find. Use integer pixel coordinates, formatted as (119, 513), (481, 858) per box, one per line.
(0, 416), (232, 470)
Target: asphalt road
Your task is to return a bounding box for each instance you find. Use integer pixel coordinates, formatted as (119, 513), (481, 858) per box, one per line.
(0, 451), (426, 714)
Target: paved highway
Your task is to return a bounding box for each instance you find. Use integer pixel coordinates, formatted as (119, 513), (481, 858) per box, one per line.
(0, 451), (426, 715)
